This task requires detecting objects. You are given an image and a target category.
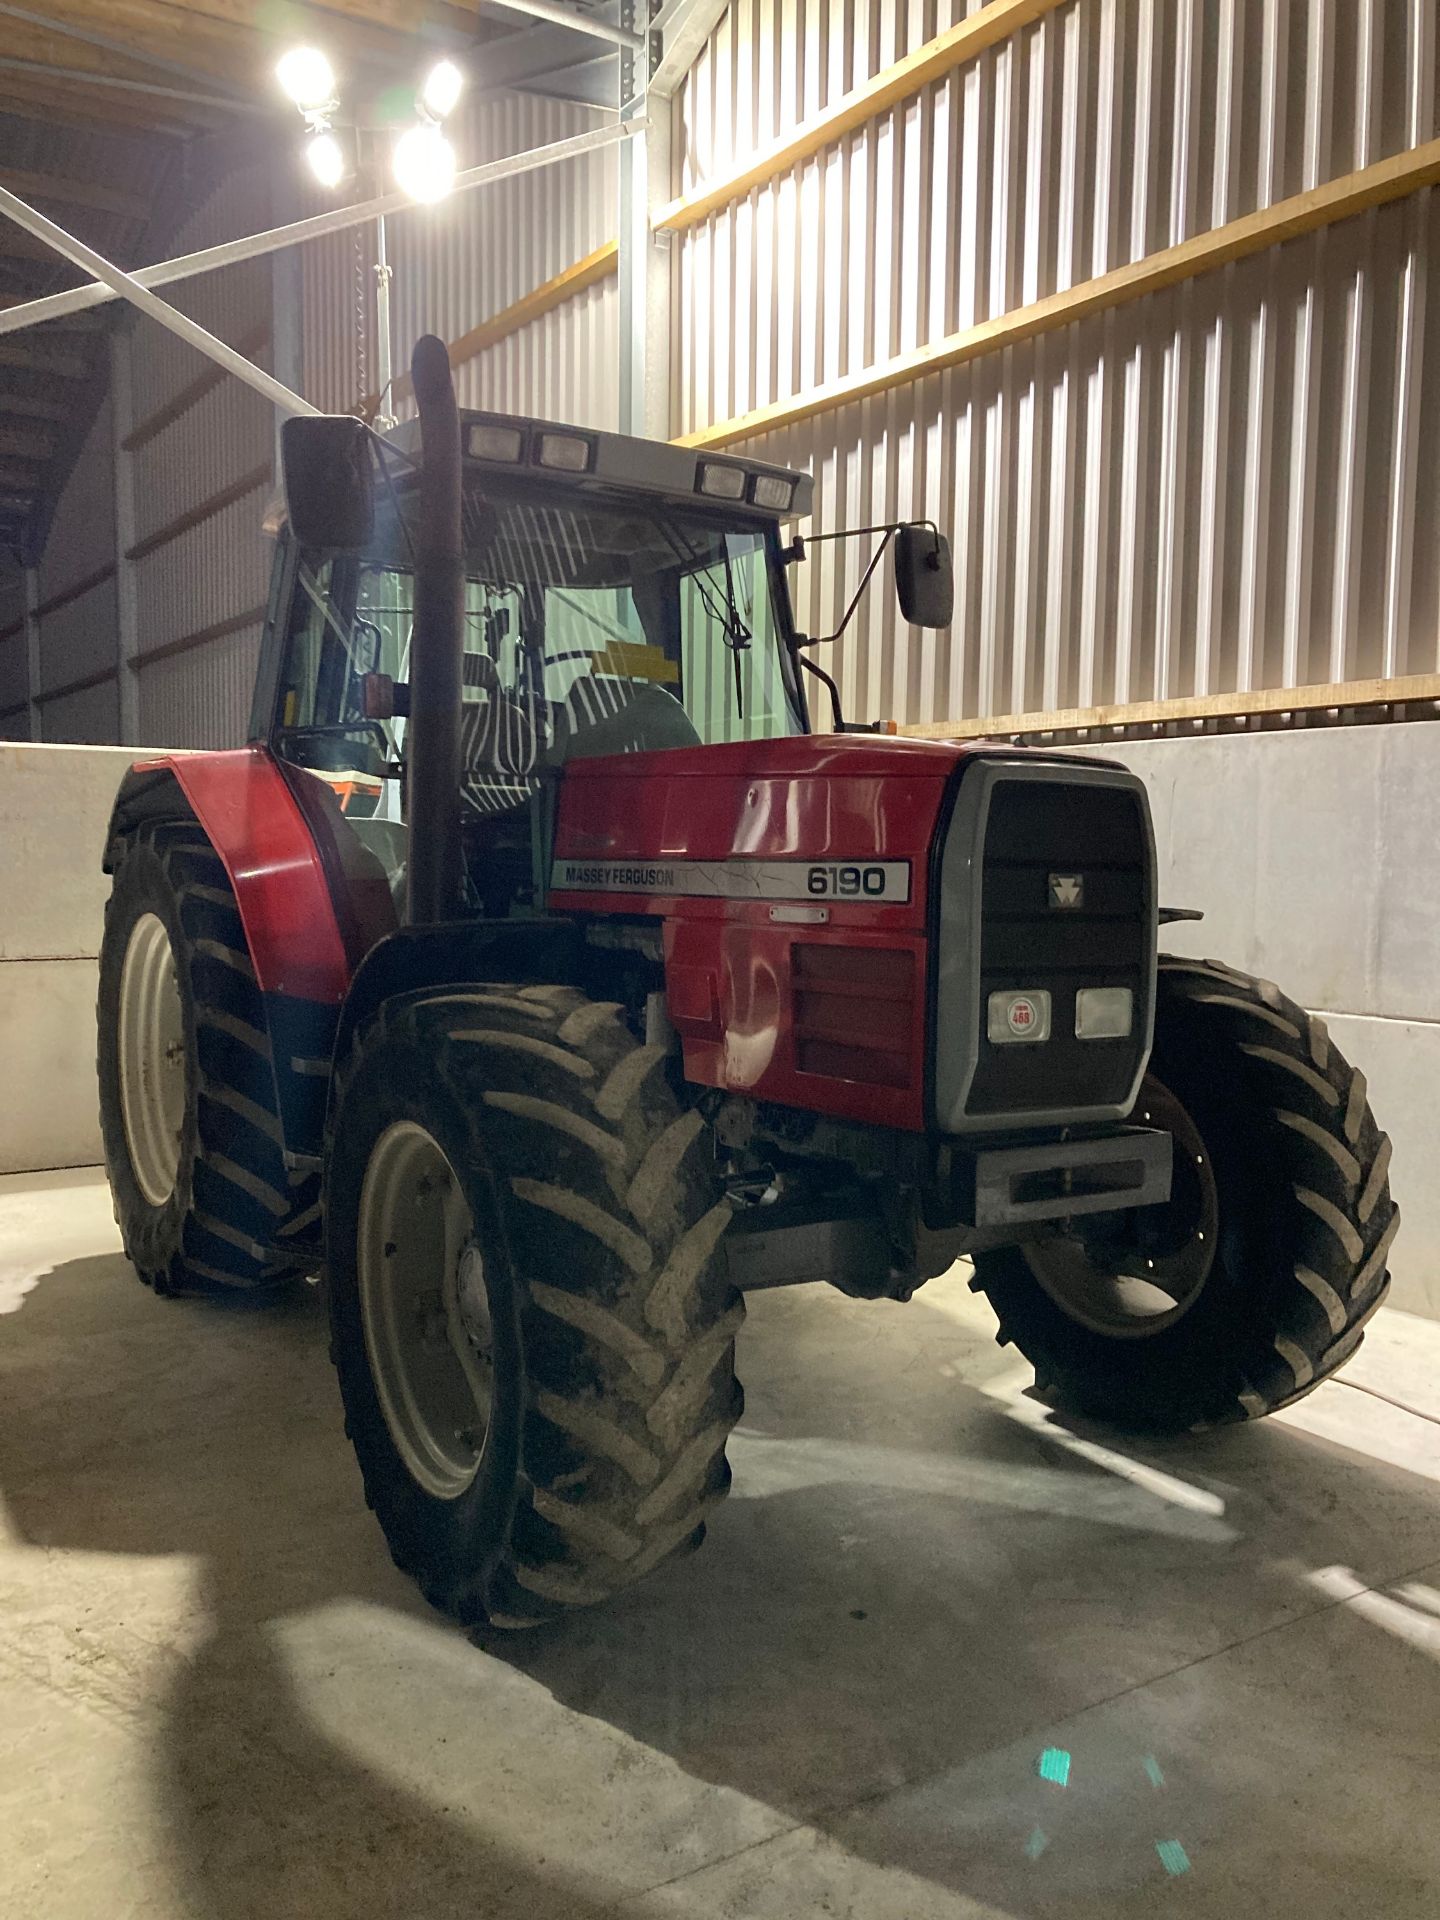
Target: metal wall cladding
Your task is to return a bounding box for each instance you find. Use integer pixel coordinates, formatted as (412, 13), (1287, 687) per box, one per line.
(128, 165), (275, 748)
(459, 279), (619, 428)
(132, 365), (274, 537)
(129, 166), (274, 422)
(0, 576), (25, 717)
(301, 91), (620, 429)
(37, 396), (114, 602)
(133, 494), (272, 746)
(138, 622), (263, 751)
(40, 678), (120, 746)
(677, 0), (1440, 724)
(37, 579), (118, 699)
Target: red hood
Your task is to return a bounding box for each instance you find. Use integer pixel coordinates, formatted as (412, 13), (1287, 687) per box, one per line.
(558, 731), (1003, 782)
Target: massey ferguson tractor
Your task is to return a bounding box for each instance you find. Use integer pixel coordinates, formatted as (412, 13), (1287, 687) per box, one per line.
(97, 338), (1397, 1630)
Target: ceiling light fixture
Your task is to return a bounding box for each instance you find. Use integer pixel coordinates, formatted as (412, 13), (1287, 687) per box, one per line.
(393, 124), (457, 204)
(276, 46), (336, 113)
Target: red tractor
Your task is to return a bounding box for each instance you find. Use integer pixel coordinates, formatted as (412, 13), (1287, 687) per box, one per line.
(97, 339), (1397, 1629)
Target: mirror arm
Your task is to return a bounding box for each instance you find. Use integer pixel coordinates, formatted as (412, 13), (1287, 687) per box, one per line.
(799, 529), (897, 647)
(794, 644), (847, 731)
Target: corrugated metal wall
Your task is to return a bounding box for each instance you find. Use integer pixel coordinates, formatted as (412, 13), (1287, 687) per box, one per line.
(0, 574), (27, 736)
(23, 2), (1440, 746)
(21, 89), (623, 751)
(127, 165), (276, 749)
(34, 397), (118, 744)
(676, 0), (1440, 726)
(302, 92), (619, 429)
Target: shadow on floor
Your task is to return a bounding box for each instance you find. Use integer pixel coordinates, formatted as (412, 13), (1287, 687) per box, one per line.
(4, 1249), (1440, 1918)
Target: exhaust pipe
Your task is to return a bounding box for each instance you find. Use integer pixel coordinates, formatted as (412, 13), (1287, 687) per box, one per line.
(405, 334), (465, 925)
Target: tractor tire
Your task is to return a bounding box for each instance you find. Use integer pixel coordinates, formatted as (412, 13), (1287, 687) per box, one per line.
(971, 956), (1398, 1432)
(323, 984), (744, 1628)
(97, 821), (319, 1294)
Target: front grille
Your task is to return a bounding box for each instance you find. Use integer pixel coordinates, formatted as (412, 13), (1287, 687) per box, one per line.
(932, 760), (1155, 1134)
(967, 781), (1149, 1117)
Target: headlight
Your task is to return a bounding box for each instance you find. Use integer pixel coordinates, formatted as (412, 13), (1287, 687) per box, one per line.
(751, 472), (795, 512)
(1075, 986), (1134, 1040)
(536, 432), (591, 472)
(468, 424), (523, 462)
(697, 461), (746, 499)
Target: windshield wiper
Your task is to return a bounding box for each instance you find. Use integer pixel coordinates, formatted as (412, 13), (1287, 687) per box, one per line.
(651, 516), (752, 715)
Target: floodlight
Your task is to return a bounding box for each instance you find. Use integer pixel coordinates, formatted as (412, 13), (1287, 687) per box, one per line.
(277, 46), (336, 112)
(394, 124), (456, 203)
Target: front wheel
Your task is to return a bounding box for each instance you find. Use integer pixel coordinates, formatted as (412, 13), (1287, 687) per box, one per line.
(971, 957), (1398, 1431)
(324, 984), (744, 1628)
(97, 823), (317, 1294)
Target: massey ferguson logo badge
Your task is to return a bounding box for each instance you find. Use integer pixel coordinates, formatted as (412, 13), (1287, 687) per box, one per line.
(1008, 996), (1039, 1036)
(1049, 872), (1084, 910)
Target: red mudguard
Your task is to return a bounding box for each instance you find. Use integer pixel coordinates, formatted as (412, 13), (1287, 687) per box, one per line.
(120, 747), (352, 1005)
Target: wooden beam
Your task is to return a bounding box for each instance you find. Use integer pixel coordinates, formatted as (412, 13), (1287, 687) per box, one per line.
(0, 167), (150, 223)
(0, 341), (90, 379)
(130, 601), (266, 672)
(0, 1), (252, 98)
(898, 674), (1440, 743)
(88, 0), (486, 66)
(35, 660), (117, 704)
(0, 224), (88, 262)
(0, 75), (200, 134)
(655, 0), (1064, 235)
(126, 463), (270, 563)
(679, 135), (1440, 449)
(0, 392), (71, 422)
(123, 320), (269, 452)
(0, 52), (246, 114)
(0, 424), (53, 461)
(0, 11), (212, 86)
(378, 243), (618, 412)
(32, 561), (115, 621)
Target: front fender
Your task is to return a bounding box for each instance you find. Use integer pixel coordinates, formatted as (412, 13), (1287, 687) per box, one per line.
(106, 747), (351, 1005)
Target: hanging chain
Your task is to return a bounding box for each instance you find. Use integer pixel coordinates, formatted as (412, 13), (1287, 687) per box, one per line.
(352, 222), (368, 417)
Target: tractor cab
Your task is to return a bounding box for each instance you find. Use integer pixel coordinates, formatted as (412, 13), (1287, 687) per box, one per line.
(254, 410), (814, 930)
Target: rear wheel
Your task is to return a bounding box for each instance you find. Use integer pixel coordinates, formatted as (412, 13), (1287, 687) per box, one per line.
(98, 823), (318, 1294)
(971, 957), (1398, 1431)
(324, 984), (744, 1628)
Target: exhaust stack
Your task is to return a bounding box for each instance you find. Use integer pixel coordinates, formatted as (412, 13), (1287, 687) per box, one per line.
(405, 334), (465, 925)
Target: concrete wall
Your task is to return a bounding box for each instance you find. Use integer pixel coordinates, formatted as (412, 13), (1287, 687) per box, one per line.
(1105, 724), (1440, 1322)
(0, 743), (140, 1173)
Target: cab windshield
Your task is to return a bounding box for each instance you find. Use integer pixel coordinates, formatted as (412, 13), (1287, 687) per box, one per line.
(273, 479), (805, 804)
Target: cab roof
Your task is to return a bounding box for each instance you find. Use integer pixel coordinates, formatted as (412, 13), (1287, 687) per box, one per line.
(382, 408), (814, 523)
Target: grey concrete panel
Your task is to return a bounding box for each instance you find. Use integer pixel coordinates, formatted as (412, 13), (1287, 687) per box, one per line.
(0, 958), (101, 1173)
(0, 742), (141, 961)
(1322, 1012), (1440, 1322)
(1102, 726), (1440, 1024)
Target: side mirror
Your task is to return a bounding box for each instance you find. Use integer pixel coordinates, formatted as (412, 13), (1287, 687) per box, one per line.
(281, 415), (374, 550)
(894, 524), (954, 628)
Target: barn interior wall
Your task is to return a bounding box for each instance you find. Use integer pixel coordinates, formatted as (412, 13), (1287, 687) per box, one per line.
(675, 0), (1440, 728)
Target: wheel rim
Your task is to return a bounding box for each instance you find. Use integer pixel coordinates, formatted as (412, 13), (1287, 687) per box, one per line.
(1022, 1079), (1219, 1340)
(357, 1121), (494, 1500)
(117, 912), (187, 1207)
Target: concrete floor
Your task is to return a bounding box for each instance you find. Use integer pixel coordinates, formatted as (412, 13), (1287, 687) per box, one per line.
(3, 1171), (1440, 1919)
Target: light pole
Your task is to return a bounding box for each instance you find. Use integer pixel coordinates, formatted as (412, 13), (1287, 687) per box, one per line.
(275, 47), (468, 426)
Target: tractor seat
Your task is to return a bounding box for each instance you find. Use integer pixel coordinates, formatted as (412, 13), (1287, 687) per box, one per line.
(459, 687), (544, 815)
(549, 677), (700, 762)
